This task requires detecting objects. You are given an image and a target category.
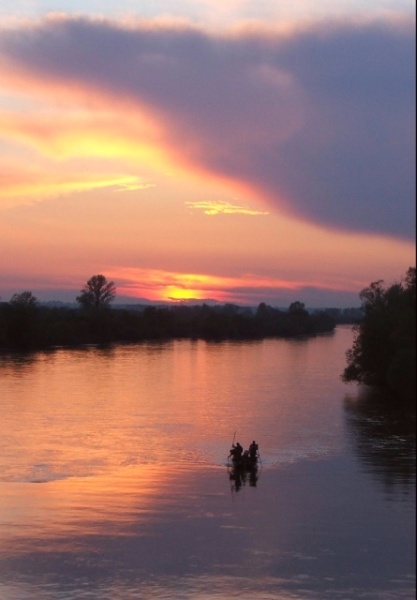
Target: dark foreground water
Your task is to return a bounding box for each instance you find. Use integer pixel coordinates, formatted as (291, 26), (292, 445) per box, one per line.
(0, 326), (415, 599)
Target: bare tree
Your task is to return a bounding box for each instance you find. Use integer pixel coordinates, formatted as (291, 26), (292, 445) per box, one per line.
(76, 275), (116, 309)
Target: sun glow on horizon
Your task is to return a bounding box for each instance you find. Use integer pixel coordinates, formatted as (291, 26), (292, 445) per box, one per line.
(109, 267), (337, 306)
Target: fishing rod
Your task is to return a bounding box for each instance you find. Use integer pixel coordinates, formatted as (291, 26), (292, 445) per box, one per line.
(228, 430), (236, 459)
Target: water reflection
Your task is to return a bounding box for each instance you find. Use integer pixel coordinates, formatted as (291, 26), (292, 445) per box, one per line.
(0, 328), (415, 599)
(344, 386), (416, 495)
(227, 465), (260, 492)
(0, 350), (38, 372)
(1, 459), (414, 600)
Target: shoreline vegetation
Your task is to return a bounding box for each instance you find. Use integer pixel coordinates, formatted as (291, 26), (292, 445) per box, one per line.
(0, 297), (341, 351)
(342, 267), (415, 405)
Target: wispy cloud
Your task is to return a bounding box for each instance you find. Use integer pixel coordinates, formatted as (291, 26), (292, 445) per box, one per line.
(0, 14), (414, 239)
(0, 159), (153, 207)
(186, 200), (268, 216)
(114, 180), (155, 192)
(0, 107), (157, 204)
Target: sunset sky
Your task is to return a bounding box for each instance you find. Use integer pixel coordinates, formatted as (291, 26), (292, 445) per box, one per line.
(0, 0), (415, 307)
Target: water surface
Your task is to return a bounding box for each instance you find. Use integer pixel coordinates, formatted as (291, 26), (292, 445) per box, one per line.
(0, 326), (415, 599)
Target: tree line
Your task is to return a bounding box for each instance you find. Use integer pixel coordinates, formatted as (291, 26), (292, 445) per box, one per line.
(0, 275), (336, 350)
(342, 267), (415, 404)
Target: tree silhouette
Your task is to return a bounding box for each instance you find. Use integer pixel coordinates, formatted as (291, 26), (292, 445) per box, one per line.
(288, 301), (307, 315)
(7, 291), (39, 348)
(76, 275), (116, 309)
(10, 291), (38, 306)
(342, 267), (415, 402)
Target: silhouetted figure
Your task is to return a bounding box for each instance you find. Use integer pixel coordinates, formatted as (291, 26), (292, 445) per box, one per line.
(230, 442), (243, 461)
(249, 440), (259, 459)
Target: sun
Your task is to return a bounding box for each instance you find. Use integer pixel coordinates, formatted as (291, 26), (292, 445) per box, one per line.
(165, 286), (204, 302)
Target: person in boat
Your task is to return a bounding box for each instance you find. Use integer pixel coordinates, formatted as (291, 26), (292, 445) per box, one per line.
(238, 449), (250, 465)
(230, 441), (243, 461)
(249, 440), (259, 460)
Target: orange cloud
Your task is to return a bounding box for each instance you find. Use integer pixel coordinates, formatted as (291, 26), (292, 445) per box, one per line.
(0, 159), (153, 207)
(0, 101), (165, 206)
(185, 200), (268, 216)
(0, 93), (239, 208)
(0, 107), (163, 162)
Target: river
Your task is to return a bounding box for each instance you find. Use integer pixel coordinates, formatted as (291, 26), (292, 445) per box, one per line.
(0, 326), (415, 599)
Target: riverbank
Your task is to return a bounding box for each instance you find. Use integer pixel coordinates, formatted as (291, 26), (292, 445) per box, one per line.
(0, 302), (336, 350)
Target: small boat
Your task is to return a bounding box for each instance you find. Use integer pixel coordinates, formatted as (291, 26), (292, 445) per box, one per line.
(228, 443), (259, 470)
(230, 453), (258, 470)
(228, 440), (260, 474)
(228, 451), (259, 490)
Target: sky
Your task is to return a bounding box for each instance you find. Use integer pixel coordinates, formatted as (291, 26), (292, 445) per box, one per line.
(0, 0), (415, 307)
